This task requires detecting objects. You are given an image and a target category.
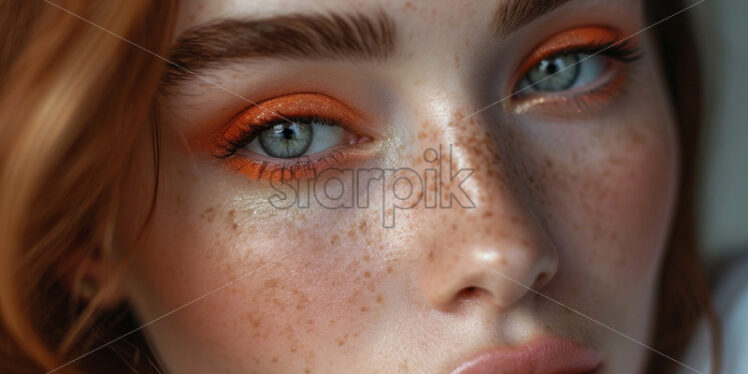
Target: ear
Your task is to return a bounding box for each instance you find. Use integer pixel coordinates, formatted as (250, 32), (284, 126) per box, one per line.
(65, 247), (127, 308)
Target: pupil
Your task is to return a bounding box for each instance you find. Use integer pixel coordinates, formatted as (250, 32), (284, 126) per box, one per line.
(525, 54), (581, 92)
(281, 126), (295, 139)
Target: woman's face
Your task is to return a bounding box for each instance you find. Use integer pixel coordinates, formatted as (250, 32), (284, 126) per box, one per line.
(116, 0), (678, 372)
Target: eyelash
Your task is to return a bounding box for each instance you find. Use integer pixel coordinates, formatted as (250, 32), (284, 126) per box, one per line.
(222, 149), (348, 181)
(214, 115), (341, 158)
(542, 39), (642, 64)
(207, 93), (372, 181)
(214, 115), (352, 180)
(512, 37), (644, 112)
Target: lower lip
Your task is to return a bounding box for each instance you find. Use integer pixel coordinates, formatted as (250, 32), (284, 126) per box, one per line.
(449, 337), (602, 374)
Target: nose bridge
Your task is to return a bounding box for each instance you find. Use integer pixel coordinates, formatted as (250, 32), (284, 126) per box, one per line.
(412, 84), (559, 312)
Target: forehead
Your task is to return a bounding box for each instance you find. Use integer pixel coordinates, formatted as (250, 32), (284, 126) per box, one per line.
(174, 0), (641, 42)
(177, 0), (485, 22)
(175, 0), (490, 36)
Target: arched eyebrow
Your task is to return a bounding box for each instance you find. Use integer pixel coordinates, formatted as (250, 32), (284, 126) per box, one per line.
(163, 11), (395, 84)
(493, 0), (575, 37)
(162, 0), (576, 86)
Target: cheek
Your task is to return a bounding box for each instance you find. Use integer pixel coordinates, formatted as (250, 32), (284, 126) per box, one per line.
(595, 121), (676, 277)
(535, 116), (677, 293)
(122, 151), (399, 370)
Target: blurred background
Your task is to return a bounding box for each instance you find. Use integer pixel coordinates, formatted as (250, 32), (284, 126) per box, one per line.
(693, 0), (748, 261)
(682, 1), (748, 372)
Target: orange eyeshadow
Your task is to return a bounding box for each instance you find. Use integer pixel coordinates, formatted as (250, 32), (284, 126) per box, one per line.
(513, 26), (622, 88)
(193, 93), (373, 182)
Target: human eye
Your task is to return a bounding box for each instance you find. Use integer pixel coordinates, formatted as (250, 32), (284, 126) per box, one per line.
(511, 26), (643, 113)
(210, 93), (372, 181)
(245, 117), (345, 159)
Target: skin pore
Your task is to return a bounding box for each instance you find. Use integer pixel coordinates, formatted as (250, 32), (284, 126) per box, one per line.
(111, 0), (679, 372)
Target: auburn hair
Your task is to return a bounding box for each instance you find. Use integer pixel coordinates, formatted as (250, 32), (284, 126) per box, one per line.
(0, 0), (719, 373)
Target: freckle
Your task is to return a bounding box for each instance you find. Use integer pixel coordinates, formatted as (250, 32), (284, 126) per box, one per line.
(202, 207), (216, 222)
(232, 223), (238, 230)
(272, 357), (278, 363)
(306, 369), (311, 374)
(337, 339), (345, 346)
(399, 359), (410, 372)
(544, 157), (554, 168)
(363, 254), (371, 261)
(360, 306), (369, 312)
(628, 126), (645, 145)
(264, 279), (278, 288)
(386, 266), (393, 274)
(376, 295), (383, 304)
(363, 271), (371, 278)
(330, 234), (339, 245)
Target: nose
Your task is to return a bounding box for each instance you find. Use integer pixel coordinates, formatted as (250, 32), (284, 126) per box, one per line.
(416, 129), (558, 313)
(418, 215), (558, 311)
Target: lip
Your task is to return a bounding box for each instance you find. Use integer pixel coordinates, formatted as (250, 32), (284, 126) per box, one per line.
(449, 336), (602, 374)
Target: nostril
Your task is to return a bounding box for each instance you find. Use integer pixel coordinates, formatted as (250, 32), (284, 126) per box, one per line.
(455, 286), (491, 303)
(456, 286), (478, 300)
(530, 272), (550, 291)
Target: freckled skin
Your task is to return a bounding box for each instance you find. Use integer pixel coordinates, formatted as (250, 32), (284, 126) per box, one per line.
(115, 0), (678, 373)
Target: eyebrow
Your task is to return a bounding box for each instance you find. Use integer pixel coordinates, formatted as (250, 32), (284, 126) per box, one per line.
(492, 0), (575, 37)
(162, 0), (576, 85)
(163, 11), (395, 83)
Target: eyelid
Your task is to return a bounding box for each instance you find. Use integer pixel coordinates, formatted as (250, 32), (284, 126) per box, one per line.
(194, 93), (375, 182)
(206, 93), (370, 158)
(512, 26), (623, 91)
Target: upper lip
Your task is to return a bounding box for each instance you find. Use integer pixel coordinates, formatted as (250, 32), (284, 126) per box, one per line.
(448, 336), (602, 374)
